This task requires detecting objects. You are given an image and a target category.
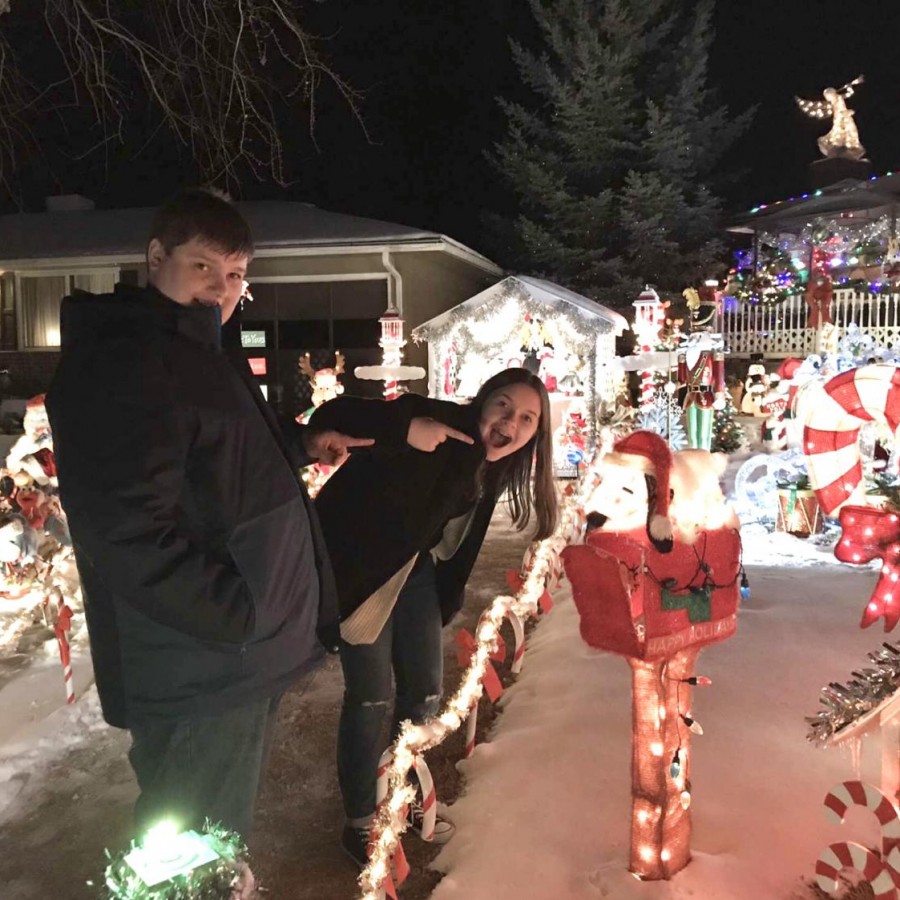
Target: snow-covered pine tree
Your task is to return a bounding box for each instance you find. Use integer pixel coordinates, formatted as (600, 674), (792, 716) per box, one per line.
(488, 0), (752, 310)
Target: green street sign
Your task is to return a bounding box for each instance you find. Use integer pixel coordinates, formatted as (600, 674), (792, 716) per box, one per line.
(241, 330), (266, 348)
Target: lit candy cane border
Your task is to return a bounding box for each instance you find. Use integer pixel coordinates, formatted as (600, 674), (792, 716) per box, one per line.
(816, 842), (895, 899)
(355, 472), (592, 899)
(376, 749), (437, 841)
(816, 781), (900, 898)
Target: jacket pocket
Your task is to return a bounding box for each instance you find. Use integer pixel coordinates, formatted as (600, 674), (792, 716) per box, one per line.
(226, 496), (319, 641)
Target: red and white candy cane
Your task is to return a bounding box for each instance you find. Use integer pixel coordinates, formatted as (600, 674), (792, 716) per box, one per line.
(464, 704), (477, 758)
(375, 747), (393, 808)
(815, 842), (896, 899)
(824, 781), (900, 858)
(801, 365), (900, 515)
(523, 542), (563, 594)
(816, 781), (900, 896)
(508, 610), (526, 675)
(51, 590), (75, 704)
(375, 749), (437, 842)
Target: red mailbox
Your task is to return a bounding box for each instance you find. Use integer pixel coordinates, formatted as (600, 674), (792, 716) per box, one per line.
(562, 526), (740, 660)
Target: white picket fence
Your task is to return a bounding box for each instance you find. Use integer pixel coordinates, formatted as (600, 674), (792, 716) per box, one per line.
(720, 288), (900, 358)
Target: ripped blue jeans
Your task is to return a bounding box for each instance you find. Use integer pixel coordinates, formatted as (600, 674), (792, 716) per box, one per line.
(337, 555), (443, 822)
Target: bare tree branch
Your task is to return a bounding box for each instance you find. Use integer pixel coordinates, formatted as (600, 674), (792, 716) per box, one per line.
(0, 0), (363, 198)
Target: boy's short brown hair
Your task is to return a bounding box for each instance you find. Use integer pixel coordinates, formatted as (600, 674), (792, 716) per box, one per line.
(149, 188), (254, 257)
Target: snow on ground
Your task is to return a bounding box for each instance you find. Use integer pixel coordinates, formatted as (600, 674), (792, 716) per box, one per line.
(0, 618), (102, 826)
(431, 528), (892, 900)
(0, 423), (892, 899)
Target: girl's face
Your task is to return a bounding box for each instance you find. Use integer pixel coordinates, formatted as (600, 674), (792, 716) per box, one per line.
(479, 383), (542, 462)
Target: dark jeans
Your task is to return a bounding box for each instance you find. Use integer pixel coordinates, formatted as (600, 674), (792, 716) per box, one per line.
(128, 693), (282, 841)
(337, 556), (444, 821)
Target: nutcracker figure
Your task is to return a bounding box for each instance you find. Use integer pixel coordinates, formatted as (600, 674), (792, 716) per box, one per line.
(677, 338), (726, 451)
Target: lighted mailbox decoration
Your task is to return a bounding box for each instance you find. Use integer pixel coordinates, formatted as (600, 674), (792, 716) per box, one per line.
(564, 528), (739, 660)
(561, 431), (741, 881)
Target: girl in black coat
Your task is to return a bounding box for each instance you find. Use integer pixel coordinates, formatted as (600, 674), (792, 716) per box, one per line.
(310, 368), (558, 867)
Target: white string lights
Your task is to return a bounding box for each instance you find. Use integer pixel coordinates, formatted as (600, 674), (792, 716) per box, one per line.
(796, 76), (866, 160)
(355, 477), (592, 899)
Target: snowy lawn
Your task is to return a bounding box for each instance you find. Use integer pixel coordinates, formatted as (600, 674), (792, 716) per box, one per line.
(431, 532), (891, 899)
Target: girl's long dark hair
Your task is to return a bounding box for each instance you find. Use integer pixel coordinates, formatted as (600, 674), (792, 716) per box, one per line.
(470, 368), (558, 541)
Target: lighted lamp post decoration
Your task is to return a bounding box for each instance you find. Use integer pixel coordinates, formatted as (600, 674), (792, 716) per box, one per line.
(632, 286), (666, 407)
(355, 304), (425, 400)
(562, 431), (741, 880)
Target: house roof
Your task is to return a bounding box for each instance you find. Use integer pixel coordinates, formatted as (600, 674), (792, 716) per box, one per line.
(0, 200), (499, 271)
(412, 274), (629, 341)
(728, 171), (900, 234)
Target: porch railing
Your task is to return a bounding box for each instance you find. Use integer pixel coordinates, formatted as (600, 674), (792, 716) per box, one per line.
(720, 288), (900, 358)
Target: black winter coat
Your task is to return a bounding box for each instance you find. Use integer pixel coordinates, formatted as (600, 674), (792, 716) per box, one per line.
(310, 394), (497, 626)
(46, 284), (338, 727)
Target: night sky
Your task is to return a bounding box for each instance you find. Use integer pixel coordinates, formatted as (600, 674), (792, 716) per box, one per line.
(6, 0), (900, 256)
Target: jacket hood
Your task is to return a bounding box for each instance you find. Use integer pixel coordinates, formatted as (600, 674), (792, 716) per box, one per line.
(58, 282), (243, 351)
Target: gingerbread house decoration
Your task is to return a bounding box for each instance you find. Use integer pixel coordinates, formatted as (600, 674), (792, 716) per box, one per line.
(411, 275), (628, 474)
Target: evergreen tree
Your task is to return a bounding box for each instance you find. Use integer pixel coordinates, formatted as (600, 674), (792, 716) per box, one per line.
(488, 0), (752, 310)
(712, 394), (745, 453)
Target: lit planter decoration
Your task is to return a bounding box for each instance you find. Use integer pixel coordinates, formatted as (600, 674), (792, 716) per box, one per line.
(101, 819), (251, 900)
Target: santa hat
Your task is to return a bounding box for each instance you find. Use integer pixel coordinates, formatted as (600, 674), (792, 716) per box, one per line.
(604, 430), (673, 542)
(776, 357), (802, 382)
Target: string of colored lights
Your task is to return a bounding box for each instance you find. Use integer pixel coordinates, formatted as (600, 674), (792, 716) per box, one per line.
(744, 170), (896, 216)
(726, 211), (900, 304)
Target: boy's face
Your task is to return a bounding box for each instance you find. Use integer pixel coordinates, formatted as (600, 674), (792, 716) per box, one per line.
(147, 236), (250, 324)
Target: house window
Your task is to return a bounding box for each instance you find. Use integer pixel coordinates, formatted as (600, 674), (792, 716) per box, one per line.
(18, 270), (118, 348)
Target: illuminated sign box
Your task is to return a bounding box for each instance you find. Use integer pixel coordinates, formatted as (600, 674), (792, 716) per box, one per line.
(248, 357), (267, 376)
(125, 829), (221, 887)
(241, 330), (266, 348)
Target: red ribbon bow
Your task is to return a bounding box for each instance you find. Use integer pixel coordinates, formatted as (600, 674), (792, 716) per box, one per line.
(836, 505), (900, 630)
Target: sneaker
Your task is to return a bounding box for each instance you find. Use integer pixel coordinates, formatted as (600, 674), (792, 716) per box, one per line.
(408, 800), (455, 844)
(341, 823), (371, 870)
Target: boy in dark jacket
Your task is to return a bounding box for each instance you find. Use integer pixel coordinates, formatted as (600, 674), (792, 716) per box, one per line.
(45, 189), (369, 847)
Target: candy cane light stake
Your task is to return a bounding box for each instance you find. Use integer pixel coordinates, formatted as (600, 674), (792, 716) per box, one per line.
(816, 781), (900, 898)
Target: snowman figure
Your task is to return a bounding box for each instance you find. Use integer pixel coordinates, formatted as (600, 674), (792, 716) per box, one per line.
(741, 363), (769, 416)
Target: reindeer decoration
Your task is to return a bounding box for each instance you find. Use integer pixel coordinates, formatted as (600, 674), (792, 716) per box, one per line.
(299, 351), (346, 411)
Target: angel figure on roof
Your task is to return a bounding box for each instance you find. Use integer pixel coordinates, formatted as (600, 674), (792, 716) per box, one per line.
(796, 76), (866, 160)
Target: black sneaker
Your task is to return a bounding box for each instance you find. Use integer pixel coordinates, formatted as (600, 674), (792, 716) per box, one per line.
(341, 823), (371, 870)
(408, 800), (455, 844)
